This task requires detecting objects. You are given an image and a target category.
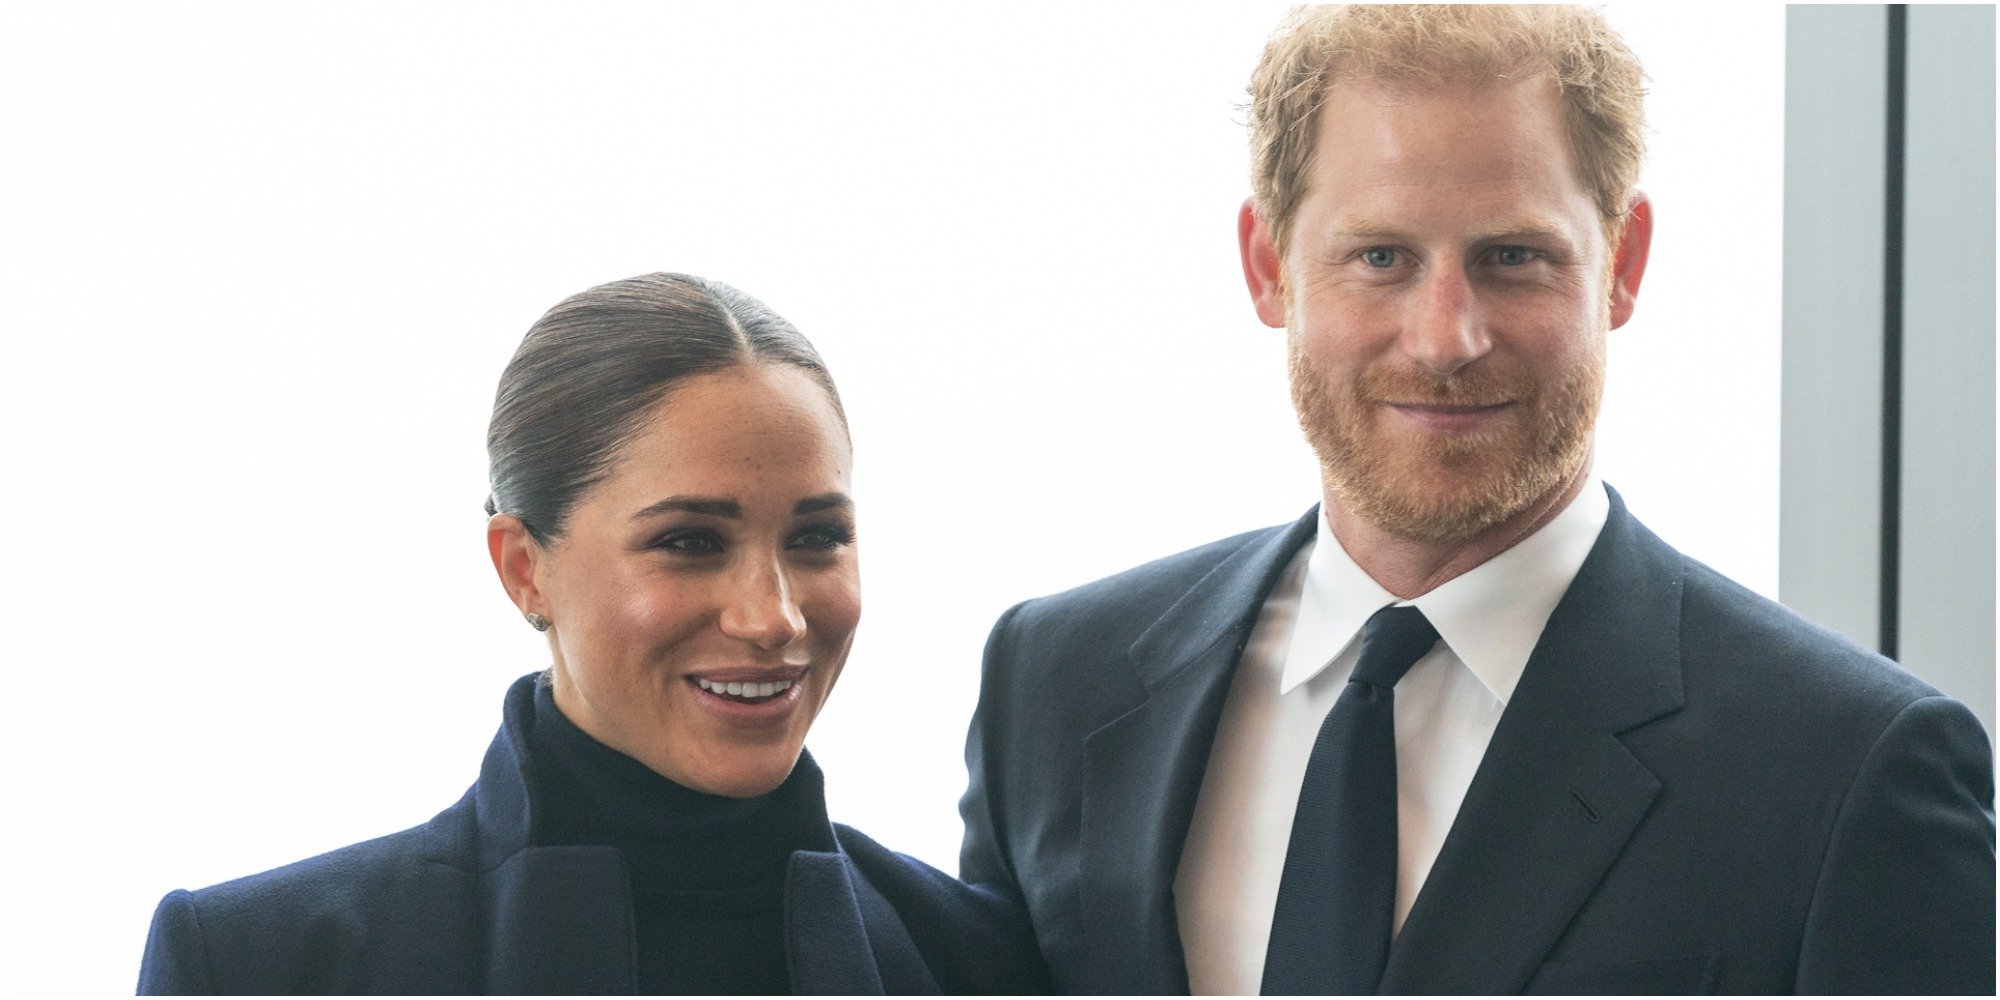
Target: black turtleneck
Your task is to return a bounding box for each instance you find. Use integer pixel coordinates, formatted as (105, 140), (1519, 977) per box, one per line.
(526, 678), (838, 995)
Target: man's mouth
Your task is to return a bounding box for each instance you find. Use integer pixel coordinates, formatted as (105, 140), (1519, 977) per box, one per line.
(1383, 400), (1514, 431)
(1383, 400), (1510, 412)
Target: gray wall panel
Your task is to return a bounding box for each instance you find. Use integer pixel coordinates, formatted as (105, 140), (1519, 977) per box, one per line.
(1899, 5), (1996, 731)
(1780, 6), (1887, 652)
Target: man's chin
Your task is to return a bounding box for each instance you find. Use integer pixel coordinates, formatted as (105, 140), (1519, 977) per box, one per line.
(1337, 488), (1516, 545)
(1327, 457), (1556, 546)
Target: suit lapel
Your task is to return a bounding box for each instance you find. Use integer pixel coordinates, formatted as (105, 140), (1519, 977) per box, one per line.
(1382, 492), (1687, 994)
(1080, 510), (1320, 993)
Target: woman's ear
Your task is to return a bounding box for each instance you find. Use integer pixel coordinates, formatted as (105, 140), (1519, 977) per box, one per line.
(487, 513), (546, 619)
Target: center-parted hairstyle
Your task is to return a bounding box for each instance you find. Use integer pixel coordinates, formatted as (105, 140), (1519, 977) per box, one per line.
(1248, 4), (1647, 255)
(485, 273), (846, 544)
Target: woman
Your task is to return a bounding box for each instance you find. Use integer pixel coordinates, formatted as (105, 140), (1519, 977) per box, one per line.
(136, 274), (1047, 995)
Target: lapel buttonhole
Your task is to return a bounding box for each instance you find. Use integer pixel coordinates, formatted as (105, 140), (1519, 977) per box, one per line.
(1568, 789), (1601, 823)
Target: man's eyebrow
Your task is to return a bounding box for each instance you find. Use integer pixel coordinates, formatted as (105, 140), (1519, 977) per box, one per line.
(1472, 219), (1574, 245)
(1322, 216), (1578, 246)
(1326, 215), (1408, 240)
(632, 496), (740, 519)
(795, 493), (853, 516)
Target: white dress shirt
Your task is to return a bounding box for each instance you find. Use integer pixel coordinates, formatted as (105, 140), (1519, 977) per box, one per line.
(1174, 478), (1610, 995)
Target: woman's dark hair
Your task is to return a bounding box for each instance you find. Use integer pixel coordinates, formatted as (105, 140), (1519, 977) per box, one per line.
(484, 272), (845, 544)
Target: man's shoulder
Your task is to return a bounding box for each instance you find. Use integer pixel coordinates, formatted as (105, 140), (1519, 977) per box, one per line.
(998, 517), (1306, 637)
(1674, 550), (1943, 713)
(1580, 497), (1950, 735)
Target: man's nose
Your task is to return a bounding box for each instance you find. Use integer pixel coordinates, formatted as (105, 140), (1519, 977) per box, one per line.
(718, 557), (806, 651)
(1400, 264), (1492, 376)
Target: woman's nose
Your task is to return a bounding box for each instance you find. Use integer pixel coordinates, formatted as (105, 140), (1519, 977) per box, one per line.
(718, 559), (807, 651)
(1401, 265), (1493, 376)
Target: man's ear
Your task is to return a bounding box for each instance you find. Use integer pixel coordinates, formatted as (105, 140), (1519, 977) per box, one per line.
(1239, 197), (1289, 329)
(1608, 193), (1653, 330)
(487, 513), (547, 620)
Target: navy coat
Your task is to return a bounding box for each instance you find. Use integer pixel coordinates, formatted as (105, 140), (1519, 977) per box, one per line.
(961, 487), (1996, 993)
(140, 676), (1047, 994)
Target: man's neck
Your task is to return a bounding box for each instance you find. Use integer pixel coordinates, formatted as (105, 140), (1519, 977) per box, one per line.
(1323, 460), (1593, 601)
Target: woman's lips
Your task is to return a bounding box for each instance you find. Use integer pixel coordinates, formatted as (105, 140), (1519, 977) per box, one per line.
(695, 676), (794, 698)
(1385, 400), (1514, 432)
(686, 667), (808, 725)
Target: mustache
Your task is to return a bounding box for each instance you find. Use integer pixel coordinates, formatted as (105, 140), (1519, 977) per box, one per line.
(1355, 363), (1531, 407)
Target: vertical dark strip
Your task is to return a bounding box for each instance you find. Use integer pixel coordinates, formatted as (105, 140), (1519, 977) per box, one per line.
(1880, 4), (1907, 659)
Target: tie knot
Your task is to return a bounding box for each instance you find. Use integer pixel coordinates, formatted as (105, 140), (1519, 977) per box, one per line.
(1351, 605), (1439, 688)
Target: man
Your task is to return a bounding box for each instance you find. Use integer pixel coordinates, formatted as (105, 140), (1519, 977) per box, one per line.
(959, 5), (1995, 995)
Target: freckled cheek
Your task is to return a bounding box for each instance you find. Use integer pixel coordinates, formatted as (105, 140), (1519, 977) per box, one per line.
(590, 578), (711, 676)
(802, 575), (862, 659)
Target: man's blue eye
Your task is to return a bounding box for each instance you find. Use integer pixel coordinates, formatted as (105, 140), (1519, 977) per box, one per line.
(1494, 246), (1533, 265)
(1363, 248), (1397, 267)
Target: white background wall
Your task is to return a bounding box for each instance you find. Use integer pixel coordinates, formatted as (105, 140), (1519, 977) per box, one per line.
(0, 4), (1783, 992)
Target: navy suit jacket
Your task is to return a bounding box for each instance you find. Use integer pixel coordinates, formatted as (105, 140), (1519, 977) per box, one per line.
(140, 675), (1047, 995)
(960, 488), (1995, 993)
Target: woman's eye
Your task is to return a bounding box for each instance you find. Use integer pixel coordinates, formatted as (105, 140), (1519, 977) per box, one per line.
(1362, 247), (1398, 268)
(653, 529), (724, 556)
(1493, 246), (1535, 265)
(788, 523), (855, 551)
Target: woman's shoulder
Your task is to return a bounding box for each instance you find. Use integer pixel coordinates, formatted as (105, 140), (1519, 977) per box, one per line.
(138, 818), (483, 994)
(831, 824), (1052, 994)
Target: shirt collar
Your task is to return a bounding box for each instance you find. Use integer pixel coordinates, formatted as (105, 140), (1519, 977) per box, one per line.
(1278, 475), (1610, 702)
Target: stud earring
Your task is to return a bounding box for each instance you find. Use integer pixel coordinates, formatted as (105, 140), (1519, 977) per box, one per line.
(525, 612), (550, 632)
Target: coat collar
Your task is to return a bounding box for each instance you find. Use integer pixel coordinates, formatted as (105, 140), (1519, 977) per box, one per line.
(461, 674), (843, 869)
(1079, 509), (1322, 993)
(437, 674), (889, 994)
(1382, 486), (1688, 992)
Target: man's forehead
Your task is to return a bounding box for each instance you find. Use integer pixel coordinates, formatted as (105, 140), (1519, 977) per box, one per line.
(1300, 74), (1593, 220)
(1323, 68), (1562, 107)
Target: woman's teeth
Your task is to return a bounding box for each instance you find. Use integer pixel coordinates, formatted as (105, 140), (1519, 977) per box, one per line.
(695, 678), (793, 699)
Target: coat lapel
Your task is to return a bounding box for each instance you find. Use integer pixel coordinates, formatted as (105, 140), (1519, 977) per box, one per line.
(784, 852), (890, 994)
(1382, 491), (1687, 994)
(1080, 510), (1320, 993)
(465, 679), (640, 993)
(481, 846), (638, 994)
(460, 679), (890, 994)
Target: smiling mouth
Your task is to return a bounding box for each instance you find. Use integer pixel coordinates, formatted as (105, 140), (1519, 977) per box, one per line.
(693, 676), (796, 703)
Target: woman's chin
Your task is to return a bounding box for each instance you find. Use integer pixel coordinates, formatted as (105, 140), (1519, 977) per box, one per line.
(676, 751), (802, 799)
(628, 727), (807, 799)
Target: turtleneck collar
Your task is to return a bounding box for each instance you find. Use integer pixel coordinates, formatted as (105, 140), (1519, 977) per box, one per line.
(525, 675), (838, 894)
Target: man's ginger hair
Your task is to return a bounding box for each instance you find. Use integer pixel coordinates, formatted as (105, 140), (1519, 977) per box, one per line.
(1248, 4), (1646, 255)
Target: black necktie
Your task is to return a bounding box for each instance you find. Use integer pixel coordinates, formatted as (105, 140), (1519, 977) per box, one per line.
(1261, 605), (1440, 996)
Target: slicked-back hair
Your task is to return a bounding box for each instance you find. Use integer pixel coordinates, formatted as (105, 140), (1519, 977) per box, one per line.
(484, 273), (846, 544)
(1248, 4), (1646, 255)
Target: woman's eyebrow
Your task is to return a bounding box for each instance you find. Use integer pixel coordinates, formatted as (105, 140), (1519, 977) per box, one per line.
(629, 494), (852, 519)
(632, 496), (740, 519)
(795, 493), (853, 516)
